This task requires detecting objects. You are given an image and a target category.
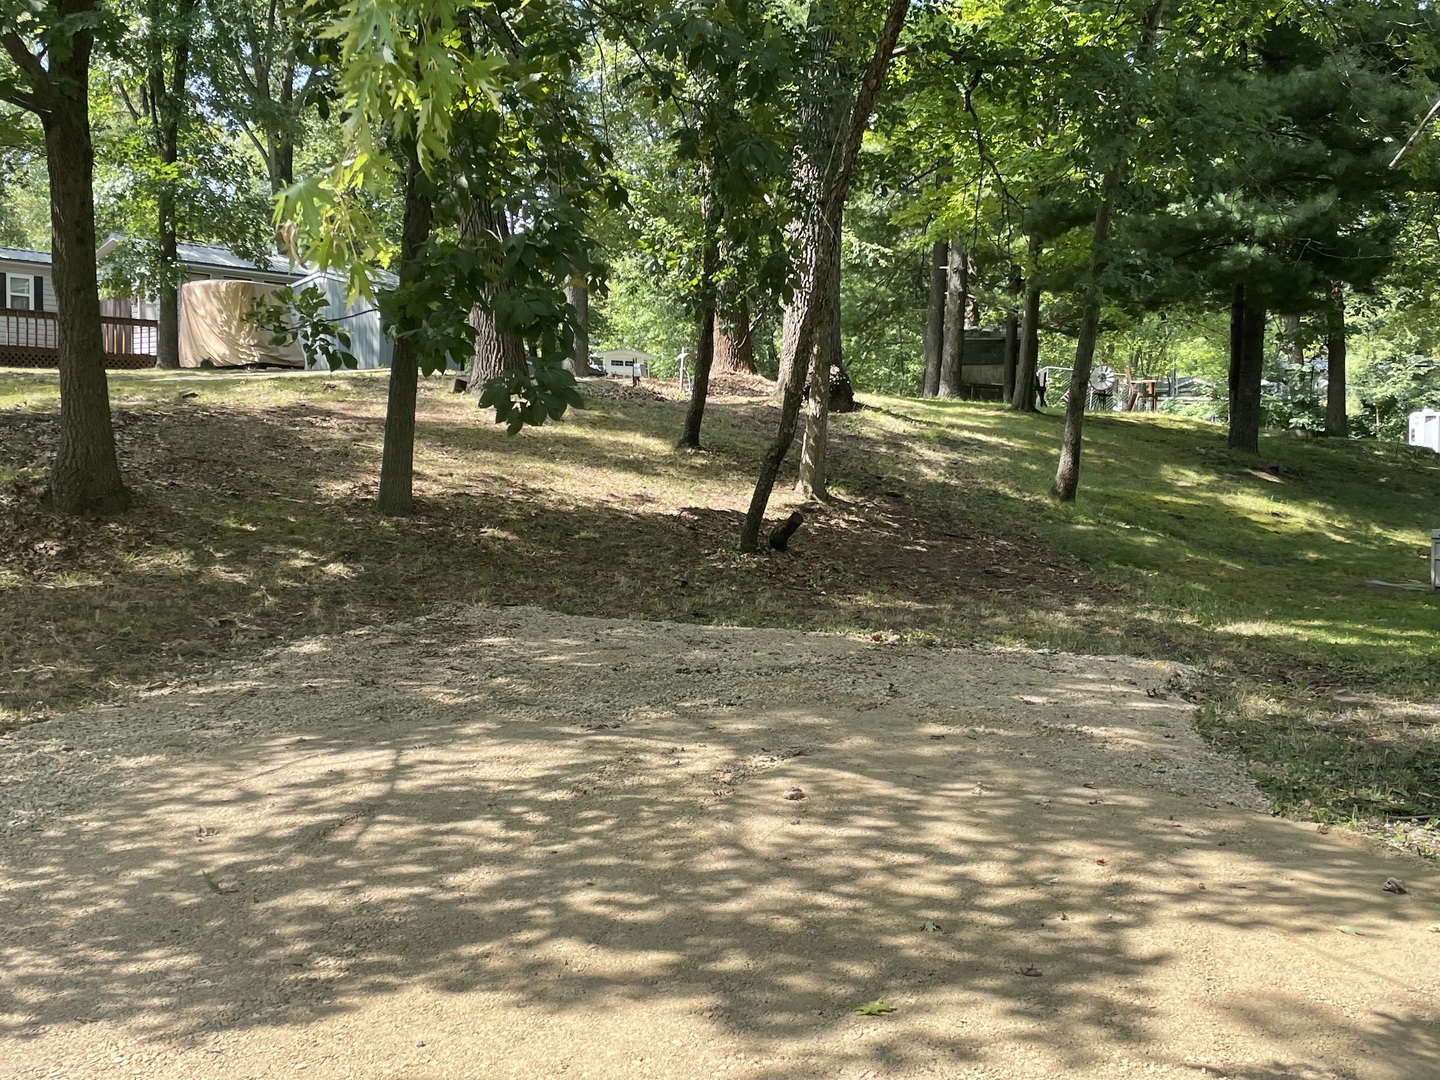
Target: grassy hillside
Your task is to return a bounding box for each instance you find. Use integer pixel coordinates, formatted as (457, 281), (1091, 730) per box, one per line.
(3, 368), (1438, 838)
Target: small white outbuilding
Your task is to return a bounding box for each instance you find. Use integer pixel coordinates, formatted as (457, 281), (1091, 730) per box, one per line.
(1408, 409), (1440, 453)
(594, 348), (655, 378)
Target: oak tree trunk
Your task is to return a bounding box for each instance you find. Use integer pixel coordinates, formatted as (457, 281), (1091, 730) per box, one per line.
(462, 198), (526, 388)
(776, 24), (848, 401)
(1010, 233), (1043, 412)
(565, 277), (590, 376)
(377, 147), (434, 516)
(922, 239), (946, 397)
(937, 237), (966, 397)
(680, 189), (721, 449)
(714, 278), (757, 374)
(797, 238), (842, 498)
(1325, 285), (1347, 438)
(1227, 284), (1266, 454)
(1053, 174), (1119, 501)
(13, 12), (130, 514)
(740, 0), (909, 552)
(147, 0), (193, 371)
(1002, 266), (1021, 403)
(1052, 0), (1164, 499)
(156, 178), (181, 371)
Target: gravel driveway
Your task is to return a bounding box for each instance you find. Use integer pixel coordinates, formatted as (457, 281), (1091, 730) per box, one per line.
(1, 606), (1436, 1079)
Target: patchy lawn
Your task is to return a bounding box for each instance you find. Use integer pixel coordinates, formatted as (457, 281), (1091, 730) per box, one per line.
(2, 366), (1439, 840)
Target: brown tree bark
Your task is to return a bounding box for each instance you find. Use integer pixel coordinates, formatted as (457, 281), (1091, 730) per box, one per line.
(461, 198), (526, 388)
(937, 237), (966, 397)
(776, 21), (849, 401)
(1052, 0), (1164, 500)
(797, 238), (842, 498)
(377, 146), (434, 517)
(565, 277), (590, 376)
(2, 8), (130, 514)
(714, 279), (757, 374)
(1053, 170), (1120, 501)
(147, 0), (195, 370)
(1325, 285), (1347, 438)
(1002, 265), (1021, 403)
(1010, 233), (1043, 412)
(1228, 283), (1266, 454)
(739, 0), (909, 552)
(922, 239), (946, 397)
(680, 188), (721, 449)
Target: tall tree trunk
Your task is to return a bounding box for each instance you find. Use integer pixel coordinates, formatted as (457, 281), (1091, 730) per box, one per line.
(462, 198), (526, 388)
(1280, 314), (1301, 367)
(1052, 0), (1163, 499)
(776, 22), (850, 401)
(564, 277), (590, 376)
(377, 147), (434, 517)
(680, 189), (721, 449)
(147, 0), (193, 370)
(1325, 285), (1347, 438)
(797, 236), (842, 498)
(739, 0), (908, 552)
(1227, 283), (1266, 454)
(714, 278), (757, 374)
(12, 13), (130, 514)
(1052, 171), (1120, 501)
(922, 239), (946, 397)
(1002, 265), (1021, 403)
(937, 237), (966, 397)
(1010, 233), (1043, 412)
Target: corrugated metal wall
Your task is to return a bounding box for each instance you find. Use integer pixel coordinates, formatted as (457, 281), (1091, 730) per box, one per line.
(297, 271), (393, 371)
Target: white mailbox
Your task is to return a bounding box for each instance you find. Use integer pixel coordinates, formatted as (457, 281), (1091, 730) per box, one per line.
(1408, 409), (1440, 452)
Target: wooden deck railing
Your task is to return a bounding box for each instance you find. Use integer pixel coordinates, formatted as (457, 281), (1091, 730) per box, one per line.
(0, 309), (159, 369)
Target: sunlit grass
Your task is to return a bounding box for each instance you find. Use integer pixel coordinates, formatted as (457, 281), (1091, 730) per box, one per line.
(4, 367), (1440, 837)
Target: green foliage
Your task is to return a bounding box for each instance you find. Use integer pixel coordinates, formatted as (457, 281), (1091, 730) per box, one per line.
(1351, 340), (1440, 441)
(0, 142), (48, 249)
(478, 362), (585, 435)
(281, 0), (615, 434)
(246, 284), (355, 372)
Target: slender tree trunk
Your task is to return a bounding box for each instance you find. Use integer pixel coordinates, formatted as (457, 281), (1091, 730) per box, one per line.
(1227, 284), (1266, 454)
(1052, 171), (1120, 501)
(1052, 0), (1164, 499)
(156, 187), (181, 370)
(565, 277), (589, 376)
(1280, 314), (1301, 366)
(1011, 233), (1043, 412)
(17, 17), (129, 514)
(147, 0), (193, 370)
(776, 19), (850, 401)
(797, 237), (841, 498)
(1002, 265), (1021, 403)
(937, 237), (965, 397)
(922, 239), (946, 397)
(740, 0), (908, 552)
(714, 279), (757, 374)
(462, 198), (526, 388)
(1325, 285), (1347, 438)
(680, 189), (721, 449)
(377, 147), (434, 516)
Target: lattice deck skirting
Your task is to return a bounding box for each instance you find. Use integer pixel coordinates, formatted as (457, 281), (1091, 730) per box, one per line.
(0, 346), (155, 371)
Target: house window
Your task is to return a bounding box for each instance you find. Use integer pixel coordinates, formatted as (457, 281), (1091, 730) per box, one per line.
(8, 275), (31, 310)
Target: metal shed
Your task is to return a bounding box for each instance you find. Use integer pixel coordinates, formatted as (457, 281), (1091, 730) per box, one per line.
(292, 269), (394, 371)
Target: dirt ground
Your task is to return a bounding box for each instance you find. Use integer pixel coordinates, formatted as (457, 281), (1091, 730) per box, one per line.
(1, 606), (1436, 1080)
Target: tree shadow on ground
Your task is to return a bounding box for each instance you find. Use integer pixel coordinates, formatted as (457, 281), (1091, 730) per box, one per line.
(2, 609), (1435, 1078)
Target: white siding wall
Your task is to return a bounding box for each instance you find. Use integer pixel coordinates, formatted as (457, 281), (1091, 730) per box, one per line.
(0, 263), (57, 313)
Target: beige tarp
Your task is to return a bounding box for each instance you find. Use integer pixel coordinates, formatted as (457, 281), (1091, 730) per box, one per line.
(178, 279), (306, 368)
